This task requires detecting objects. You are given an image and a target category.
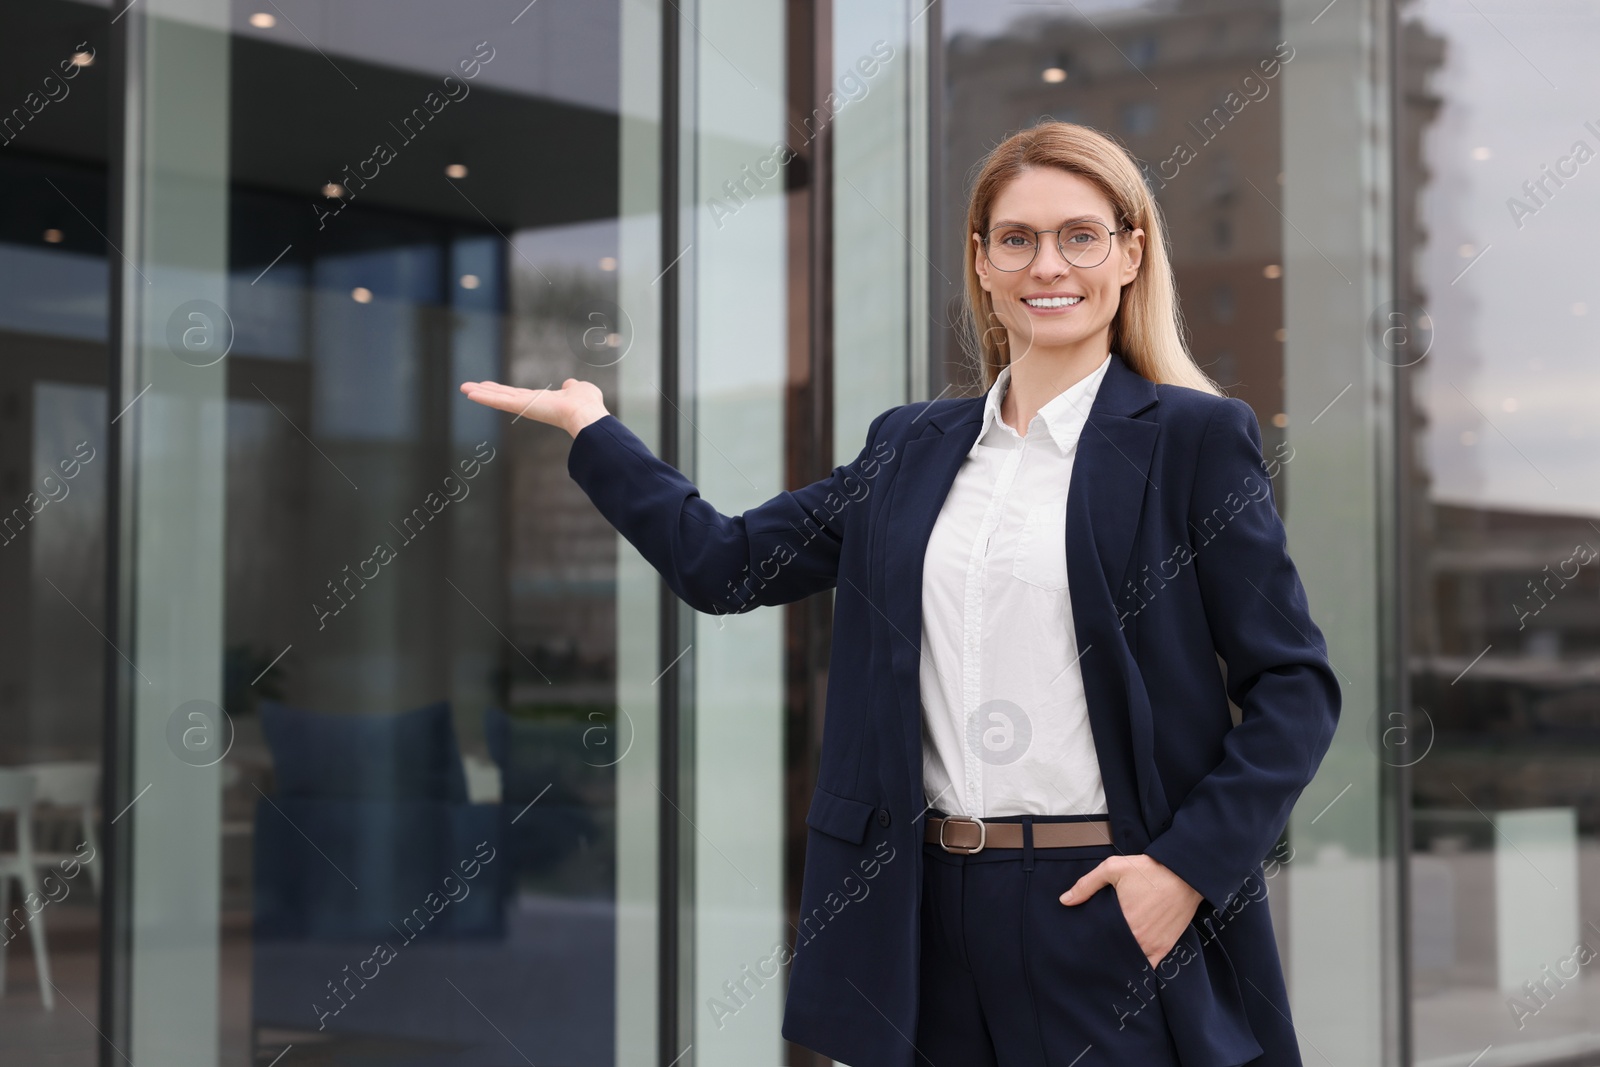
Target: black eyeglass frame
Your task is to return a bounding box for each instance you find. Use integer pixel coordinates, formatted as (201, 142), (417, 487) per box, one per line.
(979, 220), (1137, 272)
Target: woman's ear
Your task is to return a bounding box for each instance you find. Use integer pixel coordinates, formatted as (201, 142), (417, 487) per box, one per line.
(973, 231), (993, 293)
(1121, 226), (1145, 284)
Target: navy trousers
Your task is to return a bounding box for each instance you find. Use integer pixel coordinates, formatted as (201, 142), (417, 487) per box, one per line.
(914, 812), (1184, 1067)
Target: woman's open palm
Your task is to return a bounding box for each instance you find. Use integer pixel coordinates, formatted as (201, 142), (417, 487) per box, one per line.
(458, 378), (609, 437)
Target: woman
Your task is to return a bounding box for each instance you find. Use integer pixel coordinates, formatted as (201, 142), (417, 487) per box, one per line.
(462, 122), (1340, 1067)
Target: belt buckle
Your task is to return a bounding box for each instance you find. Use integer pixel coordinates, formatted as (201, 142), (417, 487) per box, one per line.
(938, 815), (986, 854)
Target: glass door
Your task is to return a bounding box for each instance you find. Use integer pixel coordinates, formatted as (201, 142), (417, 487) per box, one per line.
(102, 1), (664, 1063)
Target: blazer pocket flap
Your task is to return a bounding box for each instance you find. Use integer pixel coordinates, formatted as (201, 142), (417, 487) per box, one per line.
(805, 786), (876, 845)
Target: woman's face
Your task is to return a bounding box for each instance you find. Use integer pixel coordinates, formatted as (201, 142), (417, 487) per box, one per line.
(972, 167), (1144, 363)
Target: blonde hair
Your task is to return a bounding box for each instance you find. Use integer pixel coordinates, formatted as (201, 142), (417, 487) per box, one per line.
(960, 121), (1221, 396)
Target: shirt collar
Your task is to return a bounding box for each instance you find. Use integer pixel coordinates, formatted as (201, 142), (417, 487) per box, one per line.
(975, 351), (1114, 454)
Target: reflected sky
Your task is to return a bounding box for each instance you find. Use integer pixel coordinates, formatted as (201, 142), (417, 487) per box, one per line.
(1414, 0), (1599, 517)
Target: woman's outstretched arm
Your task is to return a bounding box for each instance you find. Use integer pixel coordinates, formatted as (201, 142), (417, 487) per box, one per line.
(460, 378), (898, 617)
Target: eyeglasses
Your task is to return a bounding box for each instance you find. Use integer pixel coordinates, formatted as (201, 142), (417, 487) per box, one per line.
(981, 219), (1134, 272)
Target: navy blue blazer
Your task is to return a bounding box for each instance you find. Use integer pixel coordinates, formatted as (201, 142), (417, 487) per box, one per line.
(566, 350), (1341, 1067)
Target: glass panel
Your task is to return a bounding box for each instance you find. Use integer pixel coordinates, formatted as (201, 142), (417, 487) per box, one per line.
(0, 2), (113, 1062)
(1399, 1), (1600, 1062)
(683, 1), (796, 1062)
(108, 1), (661, 1063)
(934, 1), (1394, 1062)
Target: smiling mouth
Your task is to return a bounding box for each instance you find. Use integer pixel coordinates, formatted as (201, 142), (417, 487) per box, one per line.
(1022, 296), (1083, 308)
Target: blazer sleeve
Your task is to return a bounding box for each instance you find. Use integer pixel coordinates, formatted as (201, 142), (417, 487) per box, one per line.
(565, 407), (897, 617)
(1141, 396), (1342, 915)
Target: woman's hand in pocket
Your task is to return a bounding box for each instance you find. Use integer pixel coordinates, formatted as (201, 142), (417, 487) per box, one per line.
(459, 378), (609, 438)
(1058, 853), (1202, 969)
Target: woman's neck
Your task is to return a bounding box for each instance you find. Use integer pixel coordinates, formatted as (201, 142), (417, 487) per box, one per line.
(1000, 347), (1110, 436)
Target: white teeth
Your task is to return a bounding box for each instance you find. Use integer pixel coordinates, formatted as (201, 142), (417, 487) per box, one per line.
(1024, 296), (1083, 308)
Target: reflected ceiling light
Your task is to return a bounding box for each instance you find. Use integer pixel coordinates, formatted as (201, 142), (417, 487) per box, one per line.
(70, 50), (93, 67)
(1457, 243), (1476, 258)
(459, 274), (481, 290)
(43, 228), (64, 244)
(1472, 146), (1491, 161)
(599, 256), (617, 271)
(249, 12), (276, 28)
(1273, 327), (1287, 342)
(1501, 397), (1518, 413)
(1042, 66), (1067, 84)
(322, 182), (345, 198)
(1272, 412), (1288, 428)
(351, 287), (373, 303)
(445, 163), (469, 179)
(1262, 264), (1282, 279)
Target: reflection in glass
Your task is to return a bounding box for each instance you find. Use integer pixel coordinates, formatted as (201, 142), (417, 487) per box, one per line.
(1401, 1), (1600, 1060)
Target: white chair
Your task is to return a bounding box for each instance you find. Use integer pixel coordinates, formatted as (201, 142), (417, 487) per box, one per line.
(0, 769), (53, 1009)
(20, 761), (100, 897)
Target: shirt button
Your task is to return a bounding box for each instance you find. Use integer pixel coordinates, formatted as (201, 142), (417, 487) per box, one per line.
(876, 808), (892, 828)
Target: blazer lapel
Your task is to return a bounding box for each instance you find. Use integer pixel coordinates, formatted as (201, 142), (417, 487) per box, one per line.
(1069, 355), (1162, 624)
(882, 404), (982, 807)
(1065, 356), (1168, 833)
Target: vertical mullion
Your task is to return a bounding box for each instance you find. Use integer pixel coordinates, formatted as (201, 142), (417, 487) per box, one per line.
(659, 0), (685, 1063)
(101, 2), (141, 1062)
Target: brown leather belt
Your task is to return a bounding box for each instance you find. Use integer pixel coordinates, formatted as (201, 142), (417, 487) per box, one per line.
(924, 815), (1112, 854)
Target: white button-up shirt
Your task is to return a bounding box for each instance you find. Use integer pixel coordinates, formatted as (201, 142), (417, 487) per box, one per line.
(919, 352), (1113, 819)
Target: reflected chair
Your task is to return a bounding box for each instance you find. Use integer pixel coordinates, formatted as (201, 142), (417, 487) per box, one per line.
(0, 769), (53, 1010)
(250, 699), (503, 1045)
(19, 761), (100, 897)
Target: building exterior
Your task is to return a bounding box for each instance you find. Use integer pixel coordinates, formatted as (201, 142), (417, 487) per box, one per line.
(0, 1), (1596, 1065)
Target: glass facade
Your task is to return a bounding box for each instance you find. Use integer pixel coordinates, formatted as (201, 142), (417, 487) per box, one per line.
(0, 0), (1590, 1065)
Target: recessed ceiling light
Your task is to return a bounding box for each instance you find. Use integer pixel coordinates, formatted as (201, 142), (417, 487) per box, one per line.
(43, 228), (64, 244)
(1042, 67), (1067, 83)
(351, 287), (373, 303)
(249, 12), (276, 28)
(322, 182), (345, 198)
(599, 257), (617, 271)
(1263, 264), (1282, 279)
(459, 274), (480, 289)
(70, 51), (93, 67)
(445, 163), (468, 179)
